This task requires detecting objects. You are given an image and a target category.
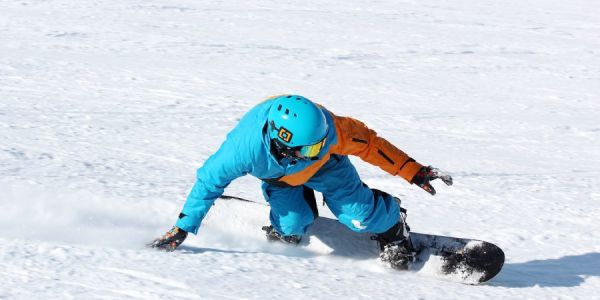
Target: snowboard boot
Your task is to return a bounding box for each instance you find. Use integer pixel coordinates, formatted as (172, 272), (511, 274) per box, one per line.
(372, 202), (416, 270)
(261, 225), (302, 245)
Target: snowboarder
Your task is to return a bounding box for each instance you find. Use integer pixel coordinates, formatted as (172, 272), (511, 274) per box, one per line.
(150, 95), (453, 269)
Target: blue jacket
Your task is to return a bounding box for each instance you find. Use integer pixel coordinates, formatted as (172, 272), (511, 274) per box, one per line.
(175, 99), (338, 233)
(175, 98), (423, 234)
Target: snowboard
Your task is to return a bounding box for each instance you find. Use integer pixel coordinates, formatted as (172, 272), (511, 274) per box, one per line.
(407, 231), (504, 284)
(220, 195), (505, 284)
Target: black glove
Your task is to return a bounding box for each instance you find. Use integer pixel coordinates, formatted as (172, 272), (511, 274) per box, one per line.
(412, 166), (453, 195)
(148, 226), (188, 252)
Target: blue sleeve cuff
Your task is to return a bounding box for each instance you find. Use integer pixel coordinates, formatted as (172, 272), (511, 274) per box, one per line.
(175, 212), (202, 235)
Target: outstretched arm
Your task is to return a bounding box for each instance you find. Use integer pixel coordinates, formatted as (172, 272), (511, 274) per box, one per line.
(175, 137), (250, 234)
(150, 136), (250, 251)
(333, 115), (423, 182)
(150, 100), (274, 251)
(332, 114), (452, 193)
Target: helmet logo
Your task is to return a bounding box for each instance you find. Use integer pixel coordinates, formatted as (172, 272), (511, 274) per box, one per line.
(277, 127), (293, 143)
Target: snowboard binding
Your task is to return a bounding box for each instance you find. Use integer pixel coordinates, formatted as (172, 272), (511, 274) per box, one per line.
(372, 204), (416, 270)
(375, 235), (416, 270)
(262, 225), (302, 245)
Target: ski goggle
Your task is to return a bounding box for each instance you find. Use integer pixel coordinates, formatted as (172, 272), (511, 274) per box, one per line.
(297, 138), (326, 158)
(272, 136), (326, 159)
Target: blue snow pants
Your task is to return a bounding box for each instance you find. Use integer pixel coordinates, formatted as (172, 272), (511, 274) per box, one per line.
(262, 154), (401, 236)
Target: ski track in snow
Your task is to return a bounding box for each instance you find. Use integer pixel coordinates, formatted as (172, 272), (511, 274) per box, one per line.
(1, 0), (600, 299)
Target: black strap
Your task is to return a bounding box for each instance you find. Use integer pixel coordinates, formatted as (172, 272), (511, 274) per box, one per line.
(303, 186), (319, 219)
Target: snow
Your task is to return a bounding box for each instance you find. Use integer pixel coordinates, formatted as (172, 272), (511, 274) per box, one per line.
(1, 0), (600, 298)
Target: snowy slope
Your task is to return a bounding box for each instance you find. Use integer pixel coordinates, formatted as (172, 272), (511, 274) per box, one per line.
(1, 0), (600, 298)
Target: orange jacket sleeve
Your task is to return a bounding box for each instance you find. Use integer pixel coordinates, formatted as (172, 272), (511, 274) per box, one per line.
(331, 114), (423, 183)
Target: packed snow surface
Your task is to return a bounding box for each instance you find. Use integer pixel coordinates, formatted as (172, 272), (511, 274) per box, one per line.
(1, 0), (600, 299)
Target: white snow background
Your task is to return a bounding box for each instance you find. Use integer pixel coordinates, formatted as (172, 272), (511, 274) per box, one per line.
(1, 0), (600, 299)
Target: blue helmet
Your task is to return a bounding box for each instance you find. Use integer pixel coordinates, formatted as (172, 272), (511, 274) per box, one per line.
(267, 95), (328, 158)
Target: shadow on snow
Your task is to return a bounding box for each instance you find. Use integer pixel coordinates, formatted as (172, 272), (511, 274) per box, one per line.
(492, 252), (600, 288)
